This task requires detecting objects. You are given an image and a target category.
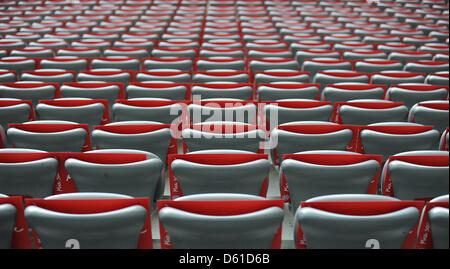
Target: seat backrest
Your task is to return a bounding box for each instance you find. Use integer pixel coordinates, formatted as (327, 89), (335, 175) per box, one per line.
(112, 99), (183, 124)
(337, 100), (409, 125)
(295, 202), (421, 248)
(170, 154), (271, 197)
(386, 85), (449, 109)
(257, 83), (320, 101)
(408, 101), (449, 134)
(191, 84), (253, 100)
(265, 101), (333, 127)
(0, 203), (16, 249)
(126, 83), (188, 100)
(25, 204), (147, 249)
(158, 199), (284, 249)
(0, 82), (57, 107)
(322, 84), (386, 104)
(281, 152), (381, 211)
(428, 206), (449, 249)
(0, 99), (33, 130)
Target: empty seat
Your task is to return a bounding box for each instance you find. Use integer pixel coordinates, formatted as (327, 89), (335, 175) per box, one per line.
(295, 49), (340, 66)
(264, 100), (333, 129)
(65, 149), (164, 202)
(143, 58), (192, 72)
(249, 59), (299, 74)
(21, 70), (75, 84)
(334, 100), (409, 125)
(24, 198), (150, 249)
(188, 100), (257, 124)
(38, 57), (89, 73)
(195, 58), (246, 72)
(389, 51), (433, 63)
(257, 83), (320, 101)
(270, 123), (357, 165)
(78, 70), (133, 86)
(359, 123), (441, 161)
(56, 48), (102, 58)
(426, 72), (449, 86)
(0, 148), (58, 198)
(302, 59), (352, 78)
(322, 84), (387, 104)
(294, 199), (423, 248)
(136, 71), (191, 83)
(405, 61), (449, 75)
(0, 99), (34, 131)
(10, 48), (54, 58)
(169, 150), (271, 198)
(182, 122), (266, 153)
(112, 99), (183, 124)
(355, 60), (404, 73)
(191, 83), (253, 100)
(36, 98), (109, 129)
(408, 101), (449, 134)
(126, 82), (189, 100)
(158, 197), (284, 249)
(281, 151), (382, 211)
(193, 71), (250, 84)
(151, 48), (197, 60)
(381, 150), (449, 200)
(313, 71), (371, 89)
(0, 70), (17, 84)
(0, 82), (59, 107)
(92, 122), (175, 164)
(371, 71), (426, 86)
(254, 70), (310, 85)
(416, 195), (449, 249)
(7, 121), (90, 152)
(385, 84), (449, 109)
(0, 57), (36, 76)
(90, 57), (140, 71)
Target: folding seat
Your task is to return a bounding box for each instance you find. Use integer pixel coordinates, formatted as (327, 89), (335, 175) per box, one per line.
(158, 195), (284, 249)
(257, 83), (320, 101)
(113, 39), (155, 50)
(270, 122), (358, 166)
(24, 197), (150, 249)
(136, 71), (190, 84)
(284, 34), (323, 44)
(90, 57), (140, 71)
(377, 43), (417, 53)
(103, 48), (150, 59)
(333, 42), (375, 51)
(245, 40), (288, 50)
(127, 82), (188, 100)
(363, 35), (402, 44)
(295, 49), (341, 66)
(195, 58), (246, 72)
(112, 99), (183, 124)
(92, 122), (176, 164)
(381, 150), (449, 201)
(419, 43), (449, 53)
(345, 22), (378, 30)
(20, 70), (75, 85)
(64, 21), (98, 29)
(191, 83), (253, 100)
(38, 57), (88, 73)
(372, 71), (428, 86)
(404, 61), (449, 75)
(36, 98), (109, 129)
(408, 101), (449, 134)
(390, 29), (426, 37)
(78, 70), (133, 86)
(0, 82), (60, 107)
(290, 41), (331, 52)
(28, 39), (69, 50)
(322, 84), (387, 104)
(0, 99), (34, 132)
(0, 70), (16, 83)
(151, 48), (197, 60)
(249, 59), (299, 74)
(188, 100), (257, 124)
(342, 50), (388, 61)
(199, 48), (244, 58)
(313, 71), (371, 89)
(9, 48), (54, 59)
(302, 59), (352, 78)
(55, 26), (90, 35)
(403, 36), (440, 47)
(386, 84), (449, 110)
(193, 71), (250, 84)
(426, 72), (449, 86)
(168, 151), (271, 198)
(201, 40), (243, 49)
(182, 122), (266, 153)
(359, 123), (441, 162)
(0, 57), (36, 76)
(0, 148), (58, 198)
(355, 60), (403, 73)
(43, 33), (81, 43)
(294, 197), (423, 249)
(280, 151), (382, 211)
(416, 194), (449, 249)
(7, 121), (91, 153)
(334, 100), (409, 126)
(56, 48), (102, 58)
(71, 40), (112, 49)
(321, 34), (361, 45)
(161, 32), (200, 41)
(263, 100), (333, 130)
(202, 33), (241, 42)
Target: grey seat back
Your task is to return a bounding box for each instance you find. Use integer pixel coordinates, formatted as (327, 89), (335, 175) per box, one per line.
(196, 59), (246, 71)
(126, 84), (187, 100)
(0, 84), (57, 107)
(25, 205), (147, 249)
(371, 72), (426, 86)
(92, 124), (173, 163)
(322, 84), (386, 104)
(171, 158), (271, 196)
(258, 84), (320, 101)
(39, 58), (88, 73)
(428, 206), (449, 249)
(386, 86), (449, 109)
(313, 71), (370, 89)
(281, 157), (380, 211)
(7, 122), (88, 152)
(355, 60), (403, 73)
(188, 103), (257, 123)
(0, 153), (57, 198)
(65, 158), (162, 200)
(143, 58), (192, 71)
(339, 101), (408, 125)
(249, 59), (299, 74)
(90, 57), (140, 71)
(254, 71), (310, 84)
(21, 71), (74, 84)
(0, 203), (17, 249)
(0, 100), (31, 130)
(77, 71), (131, 86)
(193, 72), (250, 83)
(408, 101), (449, 133)
(158, 205), (284, 249)
(191, 85), (252, 100)
(265, 103), (333, 126)
(386, 159), (449, 201)
(272, 127), (353, 164)
(296, 206), (420, 249)
(112, 101), (182, 124)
